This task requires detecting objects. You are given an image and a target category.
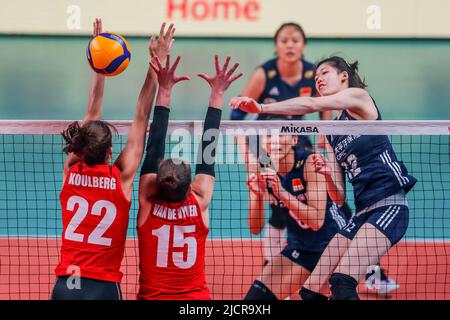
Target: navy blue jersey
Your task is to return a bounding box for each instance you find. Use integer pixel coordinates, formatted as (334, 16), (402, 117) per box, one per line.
(230, 58), (317, 121)
(327, 101), (417, 213)
(270, 146), (348, 253)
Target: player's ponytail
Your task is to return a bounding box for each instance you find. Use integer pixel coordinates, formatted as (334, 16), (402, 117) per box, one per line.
(316, 56), (367, 89)
(157, 159), (192, 202)
(62, 121), (85, 155)
(61, 120), (116, 166)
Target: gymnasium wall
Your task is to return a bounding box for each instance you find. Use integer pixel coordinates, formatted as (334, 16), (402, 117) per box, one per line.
(0, 36), (449, 120)
(2, 0), (450, 38)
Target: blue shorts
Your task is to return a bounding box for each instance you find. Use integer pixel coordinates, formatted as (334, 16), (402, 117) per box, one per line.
(338, 204), (409, 246)
(281, 246), (322, 273)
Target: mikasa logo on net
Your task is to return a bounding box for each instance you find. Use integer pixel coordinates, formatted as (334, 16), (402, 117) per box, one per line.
(280, 124), (319, 134)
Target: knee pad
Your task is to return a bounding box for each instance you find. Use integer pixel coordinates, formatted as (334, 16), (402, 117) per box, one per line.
(244, 280), (277, 300)
(329, 273), (360, 300)
(299, 287), (328, 301)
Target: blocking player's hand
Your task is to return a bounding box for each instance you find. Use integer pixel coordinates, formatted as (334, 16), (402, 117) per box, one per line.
(93, 18), (102, 37)
(149, 22), (175, 64)
(198, 55), (243, 92)
(150, 54), (190, 91)
(198, 54), (243, 109)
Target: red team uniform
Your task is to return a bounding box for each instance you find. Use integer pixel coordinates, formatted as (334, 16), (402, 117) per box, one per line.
(55, 162), (131, 283)
(137, 191), (210, 300)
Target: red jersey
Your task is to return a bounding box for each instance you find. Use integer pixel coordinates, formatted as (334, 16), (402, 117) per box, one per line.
(137, 191), (210, 300)
(55, 162), (131, 283)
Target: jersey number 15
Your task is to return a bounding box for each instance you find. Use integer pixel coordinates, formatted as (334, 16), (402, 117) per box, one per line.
(152, 225), (197, 269)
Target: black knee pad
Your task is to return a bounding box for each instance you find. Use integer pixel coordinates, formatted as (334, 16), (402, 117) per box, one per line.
(299, 287), (328, 301)
(329, 273), (359, 300)
(244, 280), (277, 300)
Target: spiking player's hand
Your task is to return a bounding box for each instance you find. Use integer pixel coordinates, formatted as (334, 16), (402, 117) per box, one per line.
(149, 22), (175, 64)
(229, 96), (263, 114)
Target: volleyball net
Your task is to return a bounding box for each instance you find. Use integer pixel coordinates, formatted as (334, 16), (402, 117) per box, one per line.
(0, 120), (449, 300)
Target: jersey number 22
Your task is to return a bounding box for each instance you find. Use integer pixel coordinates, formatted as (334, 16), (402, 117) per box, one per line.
(64, 195), (116, 246)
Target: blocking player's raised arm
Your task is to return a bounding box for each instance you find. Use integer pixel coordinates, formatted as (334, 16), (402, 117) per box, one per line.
(191, 55), (243, 213)
(116, 23), (177, 200)
(63, 18), (106, 179)
(137, 53), (190, 228)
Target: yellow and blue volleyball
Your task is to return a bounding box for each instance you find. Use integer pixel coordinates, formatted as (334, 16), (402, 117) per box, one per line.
(86, 32), (131, 77)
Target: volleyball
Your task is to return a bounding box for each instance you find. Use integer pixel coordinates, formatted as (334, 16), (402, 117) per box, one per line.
(86, 32), (131, 76)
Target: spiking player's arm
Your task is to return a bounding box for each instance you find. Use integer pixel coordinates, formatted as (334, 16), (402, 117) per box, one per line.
(230, 88), (376, 119)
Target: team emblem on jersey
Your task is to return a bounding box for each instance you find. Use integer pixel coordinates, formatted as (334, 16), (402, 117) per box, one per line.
(299, 87), (313, 97)
(295, 160), (304, 170)
(304, 70), (314, 79)
(267, 70), (277, 79)
(268, 86), (280, 96)
(292, 178), (304, 192)
(292, 250), (300, 259)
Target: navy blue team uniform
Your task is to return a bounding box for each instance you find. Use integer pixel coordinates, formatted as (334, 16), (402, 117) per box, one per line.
(327, 102), (417, 245)
(268, 146), (348, 272)
(230, 58), (317, 121)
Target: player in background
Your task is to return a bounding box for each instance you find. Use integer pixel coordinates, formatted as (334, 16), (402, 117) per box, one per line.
(137, 54), (243, 299)
(243, 127), (348, 300)
(230, 22), (329, 122)
(232, 23), (332, 267)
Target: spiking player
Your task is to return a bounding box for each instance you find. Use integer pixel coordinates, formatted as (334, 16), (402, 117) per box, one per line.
(231, 56), (417, 300)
